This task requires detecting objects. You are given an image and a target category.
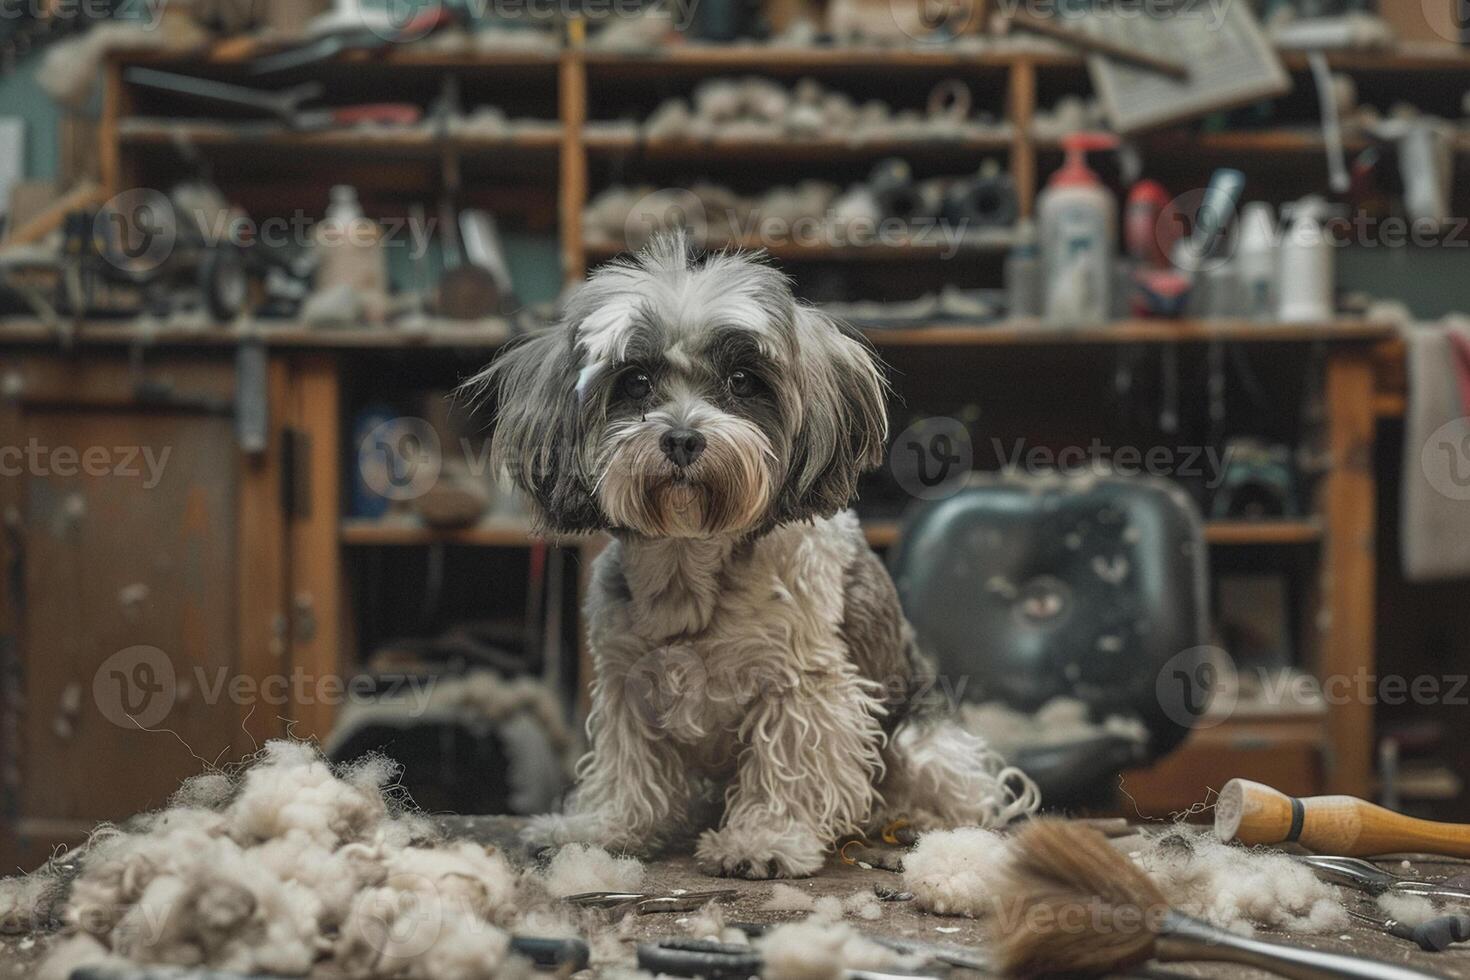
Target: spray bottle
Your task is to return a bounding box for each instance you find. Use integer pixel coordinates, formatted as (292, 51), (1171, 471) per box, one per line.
(1039, 132), (1118, 328)
(1236, 202), (1278, 321)
(1277, 196), (1335, 323)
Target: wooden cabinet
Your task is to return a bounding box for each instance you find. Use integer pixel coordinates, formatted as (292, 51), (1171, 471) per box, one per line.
(0, 349), (322, 868)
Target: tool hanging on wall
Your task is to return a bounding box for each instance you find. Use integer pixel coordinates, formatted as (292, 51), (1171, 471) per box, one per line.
(123, 67), (422, 132)
(249, 0), (461, 74)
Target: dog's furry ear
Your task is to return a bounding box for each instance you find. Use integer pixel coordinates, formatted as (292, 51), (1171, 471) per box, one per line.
(463, 326), (604, 533)
(777, 306), (889, 522)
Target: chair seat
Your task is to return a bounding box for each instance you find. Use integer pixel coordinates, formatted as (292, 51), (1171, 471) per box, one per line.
(890, 473), (1209, 761)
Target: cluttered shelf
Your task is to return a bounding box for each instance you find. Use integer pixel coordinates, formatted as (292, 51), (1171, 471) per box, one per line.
(112, 118), (1470, 164)
(114, 41), (1470, 75)
(1032, 127), (1470, 157)
(581, 131), (1016, 160)
(584, 232), (1017, 262)
(117, 120), (565, 156)
(0, 318), (1398, 349)
(340, 517), (1323, 550)
(861, 318), (1397, 346)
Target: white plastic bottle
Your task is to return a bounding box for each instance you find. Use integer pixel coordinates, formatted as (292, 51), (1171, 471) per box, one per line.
(1039, 132), (1118, 328)
(1236, 202), (1278, 322)
(1277, 197), (1334, 323)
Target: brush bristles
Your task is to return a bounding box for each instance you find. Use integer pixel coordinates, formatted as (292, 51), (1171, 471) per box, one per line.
(992, 819), (1171, 977)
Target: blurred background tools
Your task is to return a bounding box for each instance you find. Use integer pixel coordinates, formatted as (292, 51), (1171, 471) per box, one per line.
(123, 67), (422, 131)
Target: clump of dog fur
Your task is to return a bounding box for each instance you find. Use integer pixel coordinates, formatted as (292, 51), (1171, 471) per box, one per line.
(4, 741), (645, 979)
(903, 826), (1347, 936)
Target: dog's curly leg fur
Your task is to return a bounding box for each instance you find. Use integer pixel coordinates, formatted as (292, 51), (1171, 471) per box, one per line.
(695, 670), (886, 879)
(523, 673), (693, 854)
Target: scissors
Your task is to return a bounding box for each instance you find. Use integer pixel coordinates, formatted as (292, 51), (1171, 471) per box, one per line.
(562, 888), (739, 916)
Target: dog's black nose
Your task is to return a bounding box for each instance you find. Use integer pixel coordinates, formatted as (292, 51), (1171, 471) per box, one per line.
(659, 428), (706, 468)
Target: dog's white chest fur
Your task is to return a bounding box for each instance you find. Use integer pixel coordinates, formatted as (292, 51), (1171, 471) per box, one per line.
(588, 513), (863, 757)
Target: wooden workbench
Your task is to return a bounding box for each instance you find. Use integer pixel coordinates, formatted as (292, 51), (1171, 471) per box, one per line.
(2, 817), (1466, 978)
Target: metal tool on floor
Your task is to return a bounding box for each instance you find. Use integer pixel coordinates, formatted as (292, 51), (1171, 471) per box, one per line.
(635, 937), (950, 979)
(563, 888), (739, 916)
(123, 67), (421, 132)
(1295, 855), (1470, 903)
(1347, 905), (1470, 953)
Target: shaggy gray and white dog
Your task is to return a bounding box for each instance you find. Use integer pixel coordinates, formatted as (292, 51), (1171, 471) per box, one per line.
(474, 234), (1036, 878)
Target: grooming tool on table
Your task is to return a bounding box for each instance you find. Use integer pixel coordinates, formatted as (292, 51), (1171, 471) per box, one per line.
(1347, 905), (1470, 953)
(563, 888), (737, 916)
(636, 935), (957, 979)
(123, 68), (421, 132)
(636, 938), (762, 979)
(1217, 778), (1470, 858)
(1294, 855), (1470, 903)
(872, 935), (989, 971)
(994, 819), (1446, 979)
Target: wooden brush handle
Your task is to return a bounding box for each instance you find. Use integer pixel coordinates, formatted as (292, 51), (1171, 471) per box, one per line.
(1216, 778), (1470, 858)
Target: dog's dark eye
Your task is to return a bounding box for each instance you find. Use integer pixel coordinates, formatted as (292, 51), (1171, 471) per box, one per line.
(728, 370), (760, 397)
(620, 371), (653, 401)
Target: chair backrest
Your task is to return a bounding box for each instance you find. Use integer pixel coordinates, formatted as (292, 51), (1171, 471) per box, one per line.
(889, 473), (1209, 759)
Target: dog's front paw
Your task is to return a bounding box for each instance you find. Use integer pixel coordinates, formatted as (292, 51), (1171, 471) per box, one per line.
(695, 825), (824, 879)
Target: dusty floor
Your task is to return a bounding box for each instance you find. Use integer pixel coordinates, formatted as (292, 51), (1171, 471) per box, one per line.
(4, 817), (1469, 978)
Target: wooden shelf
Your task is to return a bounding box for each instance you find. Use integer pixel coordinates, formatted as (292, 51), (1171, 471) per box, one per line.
(583, 130), (1014, 161)
(341, 518), (542, 547)
(0, 319), (515, 349)
(116, 41), (1470, 77)
(0, 318), (1394, 350)
(118, 120), (564, 156)
(339, 517), (1320, 550)
(582, 45), (1034, 75)
(1204, 520), (1322, 545)
(864, 319), (1396, 346)
(585, 231), (1014, 262)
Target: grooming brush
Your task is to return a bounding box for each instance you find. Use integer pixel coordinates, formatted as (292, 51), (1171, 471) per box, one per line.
(992, 819), (1445, 979)
(1217, 778), (1470, 858)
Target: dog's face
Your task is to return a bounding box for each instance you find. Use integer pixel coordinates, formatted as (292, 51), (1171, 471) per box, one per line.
(472, 234), (888, 538)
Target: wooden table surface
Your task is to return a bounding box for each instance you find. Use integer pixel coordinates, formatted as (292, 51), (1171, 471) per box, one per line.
(4, 817), (1469, 978)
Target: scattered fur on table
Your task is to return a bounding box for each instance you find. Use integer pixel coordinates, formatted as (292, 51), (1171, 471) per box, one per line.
(1131, 832), (1348, 935)
(902, 827), (1010, 918)
(0, 871), (64, 936)
(6, 741), (656, 980)
(756, 913), (917, 980)
(1378, 892), (1440, 928)
(761, 883), (883, 921)
(903, 825), (1350, 934)
(471, 232), (1038, 879)
(539, 842), (646, 898)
